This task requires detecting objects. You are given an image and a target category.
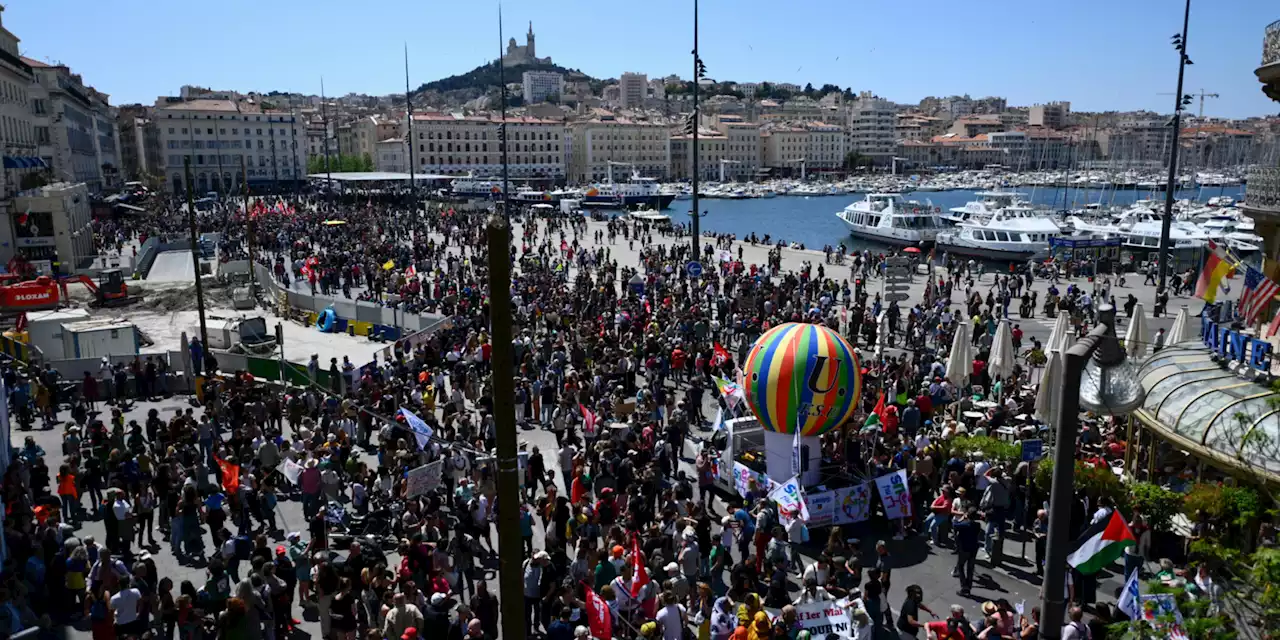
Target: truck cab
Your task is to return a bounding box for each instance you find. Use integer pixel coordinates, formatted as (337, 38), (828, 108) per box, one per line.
(708, 416), (816, 495)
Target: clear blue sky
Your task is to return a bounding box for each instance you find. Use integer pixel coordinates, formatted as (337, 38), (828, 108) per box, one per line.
(8, 0), (1279, 118)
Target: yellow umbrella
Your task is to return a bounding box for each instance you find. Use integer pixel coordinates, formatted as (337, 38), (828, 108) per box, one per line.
(382, 259), (396, 271)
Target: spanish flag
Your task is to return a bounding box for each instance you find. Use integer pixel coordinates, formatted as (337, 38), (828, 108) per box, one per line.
(1195, 240), (1235, 303)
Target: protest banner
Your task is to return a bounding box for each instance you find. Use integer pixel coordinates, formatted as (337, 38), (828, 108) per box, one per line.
(874, 469), (913, 520)
(767, 602), (850, 637)
(767, 475), (810, 526)
(832, 482), (874, 525)
(405, 460), (443, 498)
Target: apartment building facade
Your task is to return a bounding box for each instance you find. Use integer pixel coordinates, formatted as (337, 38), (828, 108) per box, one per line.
(153, 98), (305, 193)
(0, 8), (37, 205)
(26, 57), (120, 192)
(847, 92), (895, 165)
(403, 112), (564, 179)
(567, 115), (669, 182)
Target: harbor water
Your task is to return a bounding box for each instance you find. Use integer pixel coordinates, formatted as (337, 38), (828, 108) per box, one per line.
(681, 186), (1246, 252)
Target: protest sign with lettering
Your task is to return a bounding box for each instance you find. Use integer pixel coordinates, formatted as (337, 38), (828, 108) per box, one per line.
(405, 460), (443, 498)
(874, 469), (913, 520)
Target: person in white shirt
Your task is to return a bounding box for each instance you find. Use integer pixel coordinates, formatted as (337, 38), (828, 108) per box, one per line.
(1090, 497), (1115, 526)
(654, 591), (687, 640)
(112, 492), (134, 555)
(793, 575), (833, 605)
(110, 575), (143, 635)
(973, 454), (992, 491)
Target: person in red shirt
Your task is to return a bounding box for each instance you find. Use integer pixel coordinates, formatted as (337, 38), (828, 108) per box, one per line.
(883, 405), (900, 437)
(671, 348), (687, 382)
(915, 388), (934, 420)
(925, 605), (973, 640)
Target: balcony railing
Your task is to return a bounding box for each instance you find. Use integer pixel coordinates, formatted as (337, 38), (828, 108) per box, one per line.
(1245, 166), (1280, 213)
(1265, 20), (1280, 67)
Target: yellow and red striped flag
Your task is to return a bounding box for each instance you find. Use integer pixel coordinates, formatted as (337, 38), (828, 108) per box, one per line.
(1194, 240), (1235, 303)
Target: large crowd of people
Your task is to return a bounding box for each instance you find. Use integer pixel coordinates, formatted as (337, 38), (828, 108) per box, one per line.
(0, 190), (1259, 640)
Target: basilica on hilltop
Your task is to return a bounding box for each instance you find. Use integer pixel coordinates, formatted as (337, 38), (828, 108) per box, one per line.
(502, 22), (553, 67)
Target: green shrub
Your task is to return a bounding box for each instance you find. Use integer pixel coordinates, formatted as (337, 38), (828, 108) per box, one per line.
(948, 435), (1021, 464)
(1183, 483), (1226, 520)
(1034, 458), (1127, 505)
(1126, 481), (1182, 532)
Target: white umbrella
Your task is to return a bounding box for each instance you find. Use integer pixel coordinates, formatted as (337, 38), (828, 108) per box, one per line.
(1035, 348), (1062, 424)
(1168, 305), (1191, 345)
(1047, 310), (1071, 353)
(946, 321), (972, 387)
(1124, 302), (1149, 358)
(989, 319), (1016, 381)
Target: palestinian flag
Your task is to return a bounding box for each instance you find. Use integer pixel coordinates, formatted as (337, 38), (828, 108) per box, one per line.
(1067, 510), (1135, 574)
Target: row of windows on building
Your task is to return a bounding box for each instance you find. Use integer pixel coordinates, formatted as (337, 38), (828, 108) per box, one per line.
(414, 142), (560, 153)
(412, 129), (557, 141)
(173, 167), (301, 183)
(167, 126), (294, 137)
(0, 79), (27, 106)
(417, 156), (560, 165)
(168, 139), (298, 151)
(167, 154), (296, 167)
(166, 113), (296, 123)
(0, 114), (33, 148)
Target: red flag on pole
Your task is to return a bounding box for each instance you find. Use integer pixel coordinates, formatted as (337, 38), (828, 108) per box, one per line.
(583, 582), (613, 640)
(629, 533), (649, 598)
(711, 342), (730, 367)
(872, 391), (887, 425)
(215, 455), (241, 494)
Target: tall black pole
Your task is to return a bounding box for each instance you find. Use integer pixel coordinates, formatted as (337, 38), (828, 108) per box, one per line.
(491, 10), (524, 640)
(690, 0), (700, 258)
(242, 155), (257, 295)
(321, 78), (333, 207)
(405, 43), (418, 207)
(487, 214), (525, 640)
(183, 157), (210, 376)
(1157, 0), (1192, 293)
(498, 5), (510, 213)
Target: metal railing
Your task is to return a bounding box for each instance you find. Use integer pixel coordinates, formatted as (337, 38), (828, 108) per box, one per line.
(1264, 19), (1280, 67)
(1246, 166), (1280, 212)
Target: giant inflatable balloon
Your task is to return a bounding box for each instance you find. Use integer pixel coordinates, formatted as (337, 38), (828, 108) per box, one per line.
(743, 322), (861, 436)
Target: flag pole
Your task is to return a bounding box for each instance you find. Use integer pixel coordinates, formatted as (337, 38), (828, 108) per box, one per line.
(404, 43), (417, 209)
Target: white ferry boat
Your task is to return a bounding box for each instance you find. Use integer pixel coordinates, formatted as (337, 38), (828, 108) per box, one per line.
(835, 193), (945, 247)
(450, 176), (505, 198)
(582, 173), (675, 209)
(1068, 206), (1209, 255)
(945, 191), (1031, 224)
(936, 205), (1061, 261)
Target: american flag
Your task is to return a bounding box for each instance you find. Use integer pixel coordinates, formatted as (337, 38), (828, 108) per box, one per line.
(1239, 266), (1280, 325)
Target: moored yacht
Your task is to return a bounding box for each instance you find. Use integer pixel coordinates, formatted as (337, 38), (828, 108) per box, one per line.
(835, 193), (944, 247)
(945, 191), (1031, 224)
(582, 173), (675, 209)
(1068, 206), (1209, 255)
(936, 205), (1061, 261)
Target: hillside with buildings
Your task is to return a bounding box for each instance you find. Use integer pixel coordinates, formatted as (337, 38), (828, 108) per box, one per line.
(2, 7), (1276, 202)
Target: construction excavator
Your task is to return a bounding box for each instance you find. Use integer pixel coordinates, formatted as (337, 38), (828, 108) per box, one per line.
(0, 269), (137, 313)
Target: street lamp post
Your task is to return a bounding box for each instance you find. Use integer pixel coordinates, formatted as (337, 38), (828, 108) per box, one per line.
(690, 0), (702, 260)
(1039, 304), (1147, 639)
(1156, 0), (1194, 293)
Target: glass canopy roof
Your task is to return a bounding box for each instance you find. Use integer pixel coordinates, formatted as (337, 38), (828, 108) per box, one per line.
(1135, 344), (1280, 483)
